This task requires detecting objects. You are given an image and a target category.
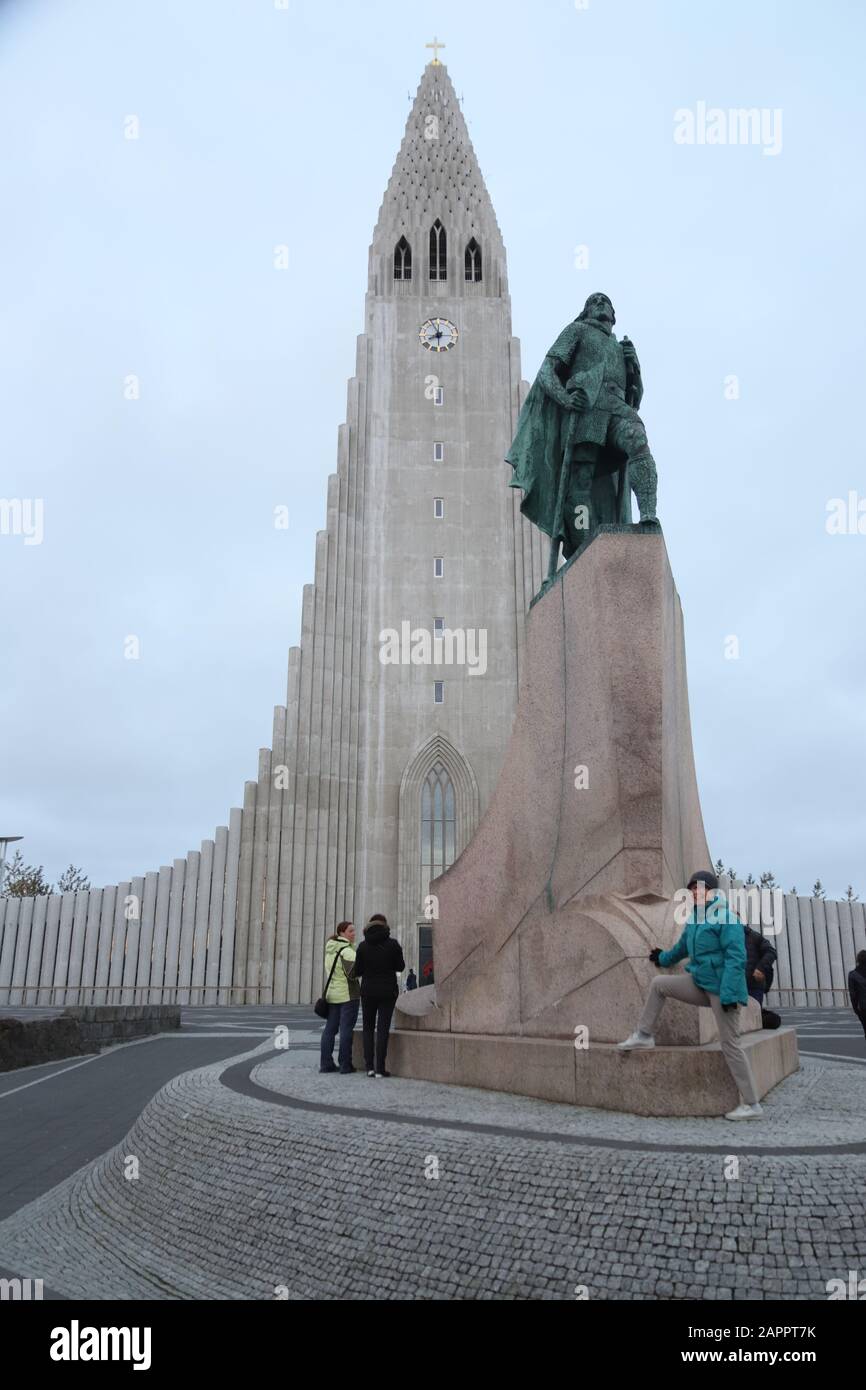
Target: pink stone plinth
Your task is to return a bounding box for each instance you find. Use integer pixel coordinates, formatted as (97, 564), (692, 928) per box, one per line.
(402, 533), (799, 1112)
(365, 1026), (800, 1117)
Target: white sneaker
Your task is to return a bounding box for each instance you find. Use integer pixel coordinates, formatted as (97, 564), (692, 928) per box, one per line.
(725, 1102), (763, 1120)
(367, 1070), (375, 1078)
(617, 1031), (655, 1050)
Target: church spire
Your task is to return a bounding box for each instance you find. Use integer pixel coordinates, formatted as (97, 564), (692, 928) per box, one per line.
(371, 62), (504, 257)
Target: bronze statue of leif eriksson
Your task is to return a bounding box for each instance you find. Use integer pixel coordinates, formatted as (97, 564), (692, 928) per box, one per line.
(507, 293), (660, 594)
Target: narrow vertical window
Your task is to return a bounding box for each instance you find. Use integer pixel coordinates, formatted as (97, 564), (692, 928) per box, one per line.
(433, 387), (444, 406)
(433, 441), (444, 462)
(433, 498), (444, 519)
(434, 681), (444, 705)
(429, 220), (447, 281)
(419, 760), (455, 907)
(394, 236), (412, 281)
(433, 617), (445, 638)
(434, 557), (444, 578)
(465, 237), (482, 282)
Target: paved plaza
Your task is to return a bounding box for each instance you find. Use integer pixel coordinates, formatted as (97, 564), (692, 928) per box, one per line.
(0, 1017), (864, 1300)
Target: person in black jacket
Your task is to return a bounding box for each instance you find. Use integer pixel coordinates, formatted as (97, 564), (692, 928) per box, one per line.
(353, 914), (405, 1077)
(744, 925), (777, 1005)
(848, 950), (866, 1040)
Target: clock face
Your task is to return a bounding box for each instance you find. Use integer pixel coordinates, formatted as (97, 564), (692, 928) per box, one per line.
(419, 317), (458, 352)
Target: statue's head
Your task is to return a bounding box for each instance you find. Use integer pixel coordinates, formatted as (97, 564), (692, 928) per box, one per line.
(579, 293), (615, 327)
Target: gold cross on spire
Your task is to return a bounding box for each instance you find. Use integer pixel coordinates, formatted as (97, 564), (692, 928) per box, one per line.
(425, 36), (445, 66)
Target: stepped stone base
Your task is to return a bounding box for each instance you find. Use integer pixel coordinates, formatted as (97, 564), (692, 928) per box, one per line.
(358, 1025), (800, 1117)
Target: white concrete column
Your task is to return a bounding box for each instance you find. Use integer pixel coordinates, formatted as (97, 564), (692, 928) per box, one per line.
(64, 891), (90, 1006)
(9, 896), (34, 1007)
(823, 899), (847, 1007)
(233, 782), (257, 1004)
(766, 888), (792, 1005)
(274, 650), (301, 1005)
(809, 897), (834, 1007)
(135, 872), (159, 1005)
(262, 712), (286, 1004)
(796, 896), (820, 1007)
(318, 512), (341, 993)
(219, 806), (243, 1004)
(162, 859), (187, 1006)
(107, 881), (132, 1005)
(205, 827), (228, 1005)
(95, 885), (117, 1003)
(150, 866), (172, 1004)
(0, 898), (20, 1006)
(850, 901), (866, 958)
(191, 840), (214, 1006)
(288, 585), (315, 1003)
(38, 895), (62, 1006)
(23, 895), (49, 1006)
(784, 893), (807, 1008)
(79, 888), (103, 1003)
(121, 878), (145, 1005)
(837, 899), (858, 982)
(177, 850), (200, 1006)
(245, 750), (272, 1003)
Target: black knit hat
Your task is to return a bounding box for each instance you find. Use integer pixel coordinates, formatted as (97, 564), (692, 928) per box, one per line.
(687, 869), (719, 891)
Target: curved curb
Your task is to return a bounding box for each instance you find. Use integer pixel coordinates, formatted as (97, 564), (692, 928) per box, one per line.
(221, 1050), (866, 1158)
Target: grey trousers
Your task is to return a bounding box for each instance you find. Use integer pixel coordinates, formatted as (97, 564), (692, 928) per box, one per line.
(638, 973), (760, 1106)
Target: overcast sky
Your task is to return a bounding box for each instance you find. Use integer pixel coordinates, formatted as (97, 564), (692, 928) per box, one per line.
(1, 0), (864, 898)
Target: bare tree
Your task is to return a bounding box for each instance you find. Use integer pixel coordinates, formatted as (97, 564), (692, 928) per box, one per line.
(55, 865), (91, 893)
(2, 850), (90, 898)
(2, 850), (51, 898)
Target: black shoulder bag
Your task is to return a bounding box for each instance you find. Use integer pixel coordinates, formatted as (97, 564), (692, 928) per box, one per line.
(314, 946), (348, 1019)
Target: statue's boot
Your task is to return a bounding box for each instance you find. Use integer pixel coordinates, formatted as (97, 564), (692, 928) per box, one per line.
(630, 452), (659, 523)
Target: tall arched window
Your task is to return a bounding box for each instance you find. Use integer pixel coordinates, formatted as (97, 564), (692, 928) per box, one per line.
(393, 236), (412, 281)
(429, 220), (447, 281)
(419, 761), (456, 909)
(465, 237), (482, 282)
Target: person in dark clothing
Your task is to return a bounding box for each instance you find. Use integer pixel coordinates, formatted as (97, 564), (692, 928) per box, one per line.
(405, 968), (418, 991)
(353, 914), (405, 1077)
(744, 925), (777, 1005)
(848, 950), (866, 1040)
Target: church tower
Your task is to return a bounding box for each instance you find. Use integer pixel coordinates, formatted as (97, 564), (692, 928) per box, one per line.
(243, 57), (548, 996)
(349, 58), (545, 977)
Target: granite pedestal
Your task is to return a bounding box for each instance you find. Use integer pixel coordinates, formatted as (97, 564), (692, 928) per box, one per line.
(387, 532), (799, 1115)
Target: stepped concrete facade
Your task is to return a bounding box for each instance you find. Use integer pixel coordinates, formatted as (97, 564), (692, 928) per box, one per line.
(0, 62), (545, 1005)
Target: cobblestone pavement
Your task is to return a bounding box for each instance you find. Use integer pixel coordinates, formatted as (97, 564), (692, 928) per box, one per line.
(0, 1042), (862, 1300)
(251, 1049), (866, 1151)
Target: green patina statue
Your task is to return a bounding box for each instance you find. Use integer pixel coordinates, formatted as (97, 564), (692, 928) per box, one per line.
(507, 293), (659, 593)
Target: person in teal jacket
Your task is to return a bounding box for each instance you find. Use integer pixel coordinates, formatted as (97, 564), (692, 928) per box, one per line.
(619, 870), (763, 1120)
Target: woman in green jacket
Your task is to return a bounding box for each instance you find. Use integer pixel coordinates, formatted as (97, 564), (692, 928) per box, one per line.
(619, 870), (762, 1120)
(319, 922), (359, 1074)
